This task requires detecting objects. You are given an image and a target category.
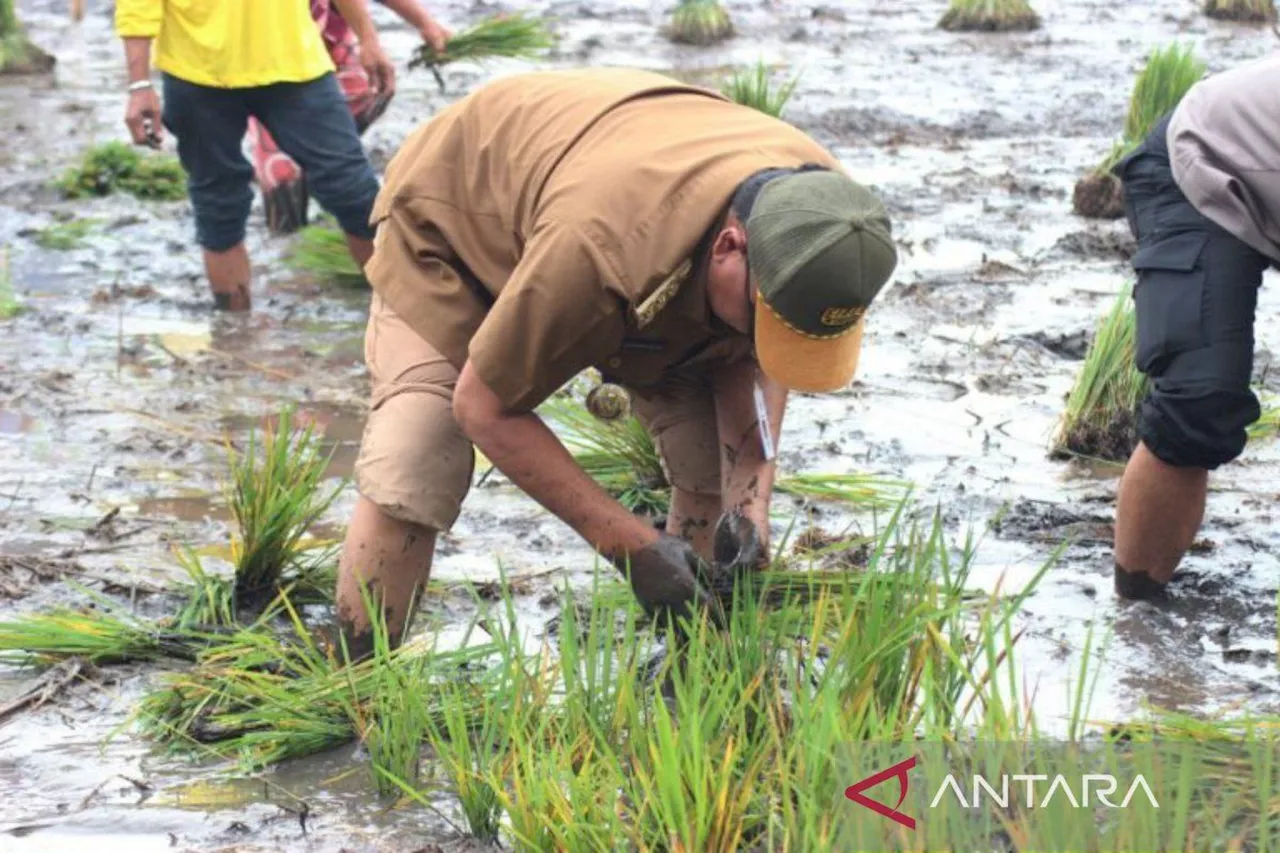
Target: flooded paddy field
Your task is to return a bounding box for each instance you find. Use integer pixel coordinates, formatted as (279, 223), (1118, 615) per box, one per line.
(2, 0), (1279, 849)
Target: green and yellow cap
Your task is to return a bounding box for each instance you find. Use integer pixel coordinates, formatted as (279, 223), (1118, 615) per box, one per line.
(746, 171), (897, 392)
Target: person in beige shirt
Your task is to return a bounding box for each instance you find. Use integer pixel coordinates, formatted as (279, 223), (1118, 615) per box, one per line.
(335, 68), (898, 657)
(1112, 53), (1280, 599)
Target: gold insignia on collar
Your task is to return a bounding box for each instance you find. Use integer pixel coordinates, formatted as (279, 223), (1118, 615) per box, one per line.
(633, 259), (692, 329)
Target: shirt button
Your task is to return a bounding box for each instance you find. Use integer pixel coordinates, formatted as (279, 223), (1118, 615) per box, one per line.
(606, 356), (622, 369)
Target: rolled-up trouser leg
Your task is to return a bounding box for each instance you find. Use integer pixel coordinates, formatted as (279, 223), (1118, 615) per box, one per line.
(1116, 114), (1270, 469)
(354, 293), (475, 530)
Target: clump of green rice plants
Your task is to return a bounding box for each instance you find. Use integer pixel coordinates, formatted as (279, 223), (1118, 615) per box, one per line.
(539, 395), (905, 516)
(56, 141), (186, 201)
(1052, 286), (1280, 462)
(286, 220), (366, 288)
(0, 246), (19, 319)
(1074, 43), (1205, 219)
(0, 585), (207, 666)
(938, 0), (1040, 32)
(135, 595), (502, 771)
(1051, 283), (1145, 462)
(1204, 0), (1276, 21)
(0, 0), (54, 75)
(33, 218), (94, 251)
(409, 13), (554, 91)
(668, 0), (735, 46)
(227, 408), (344, 614)
(721, 60), (800, 119)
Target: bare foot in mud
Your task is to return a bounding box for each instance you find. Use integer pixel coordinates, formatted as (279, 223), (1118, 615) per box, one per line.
(212, 284), (251, 312)
(1115, 565), (1169, 601)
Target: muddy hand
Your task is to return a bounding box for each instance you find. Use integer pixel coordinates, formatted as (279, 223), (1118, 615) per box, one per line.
(703, 509), (765, 599)
(612, 533), (724, 629)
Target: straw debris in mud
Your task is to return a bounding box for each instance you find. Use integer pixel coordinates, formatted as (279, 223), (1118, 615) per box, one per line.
(1204, 0), (1276, 21)
(0, 246), (19, 319)
(721, 60), (799, 119)
(0, 0), (54, 75)
(227, 408), (343, 614)
(938, 0), (1040, 32)
(667, 0), (735, 46)
(56, 141), (186, 201)
(286, 220), (366, 287)
(1074, 43), (1205, 219)
(409, 13), (554, 91)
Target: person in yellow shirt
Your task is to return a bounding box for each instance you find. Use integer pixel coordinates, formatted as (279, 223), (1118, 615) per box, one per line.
(113, 0), (442, 311)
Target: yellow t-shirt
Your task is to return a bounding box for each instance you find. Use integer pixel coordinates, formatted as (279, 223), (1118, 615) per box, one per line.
(115, 0), (334, 89)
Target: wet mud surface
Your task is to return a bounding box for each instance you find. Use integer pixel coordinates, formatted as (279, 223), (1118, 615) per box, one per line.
(4, 0), (1280, 849)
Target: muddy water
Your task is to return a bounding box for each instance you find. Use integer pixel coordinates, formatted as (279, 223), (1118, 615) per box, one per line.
(3, 0), (1280, 848)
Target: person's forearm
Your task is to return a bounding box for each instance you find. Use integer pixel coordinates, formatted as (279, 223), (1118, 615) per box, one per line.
(463, 408), (659, 560)
(330, 0), (380, 42)
(715, 359), (787, 543)
(378, 0), (435, 33)
(123, 37), (153, 83)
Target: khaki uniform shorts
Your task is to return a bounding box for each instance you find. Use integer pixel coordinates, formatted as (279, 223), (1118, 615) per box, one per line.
(355, 294), (722, 531)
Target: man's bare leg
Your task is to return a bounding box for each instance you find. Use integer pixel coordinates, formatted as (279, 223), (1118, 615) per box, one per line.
(335, 495), (437, 660)
(204, 243), (252, 311)
(345, 233), (374, 268)
(667, 487), (721, 560)
(1114, 441), (1208, 598)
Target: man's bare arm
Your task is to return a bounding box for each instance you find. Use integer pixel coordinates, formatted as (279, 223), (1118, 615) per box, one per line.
(453, 360), (660, 561)
(714, 357), (787, 552)
(378, 0), (450, 53)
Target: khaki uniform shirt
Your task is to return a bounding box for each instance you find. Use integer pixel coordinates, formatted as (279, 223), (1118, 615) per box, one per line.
(364, 67), (841, 412)
(1168, 53), (1280, 263)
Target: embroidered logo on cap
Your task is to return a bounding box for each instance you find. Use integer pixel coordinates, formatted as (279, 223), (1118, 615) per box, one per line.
(819, 306), (865, 327)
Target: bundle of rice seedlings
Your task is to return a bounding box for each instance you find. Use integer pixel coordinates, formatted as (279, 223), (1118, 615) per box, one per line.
(173, 546), (236, 630)
(938, 0), (1040, 32)
(136, 594), (502, 771)
(408, 13), (554, 91)
(34, 218), (94, 251)
(721, 60), (800, 119)
(1051, 283), (1146, 462)
(1204, 0), (1276, 21)
(0, 586), (206, 666)
(539, 396), (905, 516)
(0, 0), (54, 74)
(1074, 43), (1205, 219)
(667, 0), (735, 46)
(227, 408), (344, 613)
(538, 396), (668, 515)
(286, 220), (366, 288)
(56, 141), (186, 201)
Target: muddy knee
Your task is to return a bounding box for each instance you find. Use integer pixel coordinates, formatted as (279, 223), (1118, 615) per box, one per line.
(1137, 385), (1257, 470)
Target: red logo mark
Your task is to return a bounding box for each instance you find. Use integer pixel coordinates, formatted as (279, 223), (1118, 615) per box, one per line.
(844, 755), (917, 830)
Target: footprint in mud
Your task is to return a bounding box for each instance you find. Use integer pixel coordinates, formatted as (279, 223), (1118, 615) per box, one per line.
(1018, 328), (1092, 361)
(990, 498), (1111, 546)
(1047, 228), (1136, 262)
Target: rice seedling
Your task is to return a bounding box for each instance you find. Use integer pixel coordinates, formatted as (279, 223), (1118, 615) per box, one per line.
(0, 246), (19, 320)
(1052, 285), (1280, 461)
(668, 0), (735, 46)
(135, 593), (502, 771)
(56, 141), (186, 201)
(721, 60), (800, 119)
(173, 545), (236, 630)
(1051, 283), (1145, 462)
(33, 218), (94, 251)
(1204, 0), (1276, 21)
(539, 395), (905, 515)
(0, 584), (207, 665)
(938, 0), (1040, 32)
(409, 13), (554, 91)
(0, 0), (54, 74)
(226, 407), (344, 613)
(285, 220), (366, 288)
(1074, 43), (1205, 219)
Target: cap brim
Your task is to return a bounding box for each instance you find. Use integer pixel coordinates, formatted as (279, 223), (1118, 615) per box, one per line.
(754, 300), (864, 393)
